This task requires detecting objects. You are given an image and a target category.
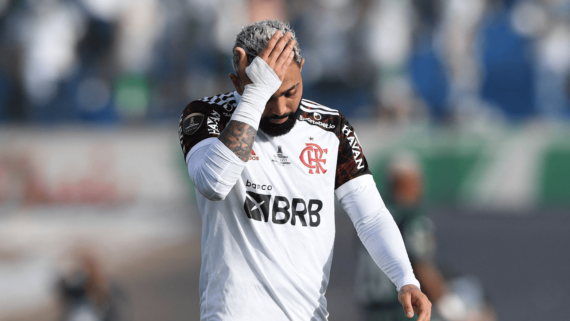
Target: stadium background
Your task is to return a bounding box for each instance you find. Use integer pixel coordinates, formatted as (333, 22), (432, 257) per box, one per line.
(0, 0), (569, 320)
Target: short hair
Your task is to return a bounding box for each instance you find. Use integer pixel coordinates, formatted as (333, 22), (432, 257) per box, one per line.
(232, 19), (302, 73)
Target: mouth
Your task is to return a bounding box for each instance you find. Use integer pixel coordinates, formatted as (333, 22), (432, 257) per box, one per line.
(270, 118), (288, 124)
(269, 114), (290, 124)
(259, 109), (299, 137)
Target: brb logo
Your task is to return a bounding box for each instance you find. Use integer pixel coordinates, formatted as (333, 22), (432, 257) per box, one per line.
(299, 143), (328, 174)
(243, 191), (323, 227)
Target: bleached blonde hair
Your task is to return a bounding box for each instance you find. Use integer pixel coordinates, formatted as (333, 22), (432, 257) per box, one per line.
(232, 19), (302, 73)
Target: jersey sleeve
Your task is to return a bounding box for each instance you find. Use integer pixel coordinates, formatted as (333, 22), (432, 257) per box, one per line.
(178, 100), (228, 161)
(334, 116), (372, 190)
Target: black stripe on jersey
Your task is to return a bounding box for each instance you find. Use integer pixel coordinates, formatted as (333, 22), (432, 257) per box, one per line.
(301, 99), (338, 112)
(300, 101), (336, 111)
(299, 104), (340, 116)
(300, 101), (340, 115)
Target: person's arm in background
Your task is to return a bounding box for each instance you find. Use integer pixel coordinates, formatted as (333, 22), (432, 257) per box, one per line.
(401, 216), (448, 311)
(389, 162), (448, 304)
(182, 32), (296, 200)
(413, 261), (447, 302)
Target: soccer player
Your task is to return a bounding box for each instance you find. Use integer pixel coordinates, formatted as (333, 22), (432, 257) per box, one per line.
(178, 20), (431, 321)
(355, 155), (445, 321)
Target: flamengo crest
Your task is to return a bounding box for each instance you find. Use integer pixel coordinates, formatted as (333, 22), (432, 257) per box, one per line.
(299, 143), (327, 174)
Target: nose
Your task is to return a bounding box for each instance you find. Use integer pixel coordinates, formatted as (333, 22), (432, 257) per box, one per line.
(269, 96), (289, 116)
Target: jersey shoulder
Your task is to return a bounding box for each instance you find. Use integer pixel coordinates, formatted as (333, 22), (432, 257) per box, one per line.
(178, 92), (237, 159)
(195, 92), (238, 110)
(181, 92), (238, 127)
(297, 99), (373, 190)
(297, 98), (349, 137)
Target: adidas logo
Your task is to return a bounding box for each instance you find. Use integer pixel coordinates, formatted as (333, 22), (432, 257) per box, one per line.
(250, 149), (259, 161)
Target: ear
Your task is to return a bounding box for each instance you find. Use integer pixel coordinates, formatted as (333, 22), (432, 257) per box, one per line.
(229, 73), (243, 95)
(299, 58), (305, 71)
(235, 47), (248, 73)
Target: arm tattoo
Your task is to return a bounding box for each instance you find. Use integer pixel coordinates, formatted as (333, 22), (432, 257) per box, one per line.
(398, 284), (419, 297)
(218, 120), (257, 162)
(399, 286), (413, 295)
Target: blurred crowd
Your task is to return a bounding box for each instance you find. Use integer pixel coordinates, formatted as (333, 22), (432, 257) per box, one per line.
(0, 2), (567, 320)
(0, 0), (569, 124)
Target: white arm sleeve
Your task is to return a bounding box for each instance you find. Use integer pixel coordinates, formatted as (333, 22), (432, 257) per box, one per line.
(336, 175), (421, 292)
(186, 137), (246, 201)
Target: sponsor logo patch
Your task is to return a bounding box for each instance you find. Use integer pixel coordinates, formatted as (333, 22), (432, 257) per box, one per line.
(223, 103), (235, 112)
(298, 115), (336, 129)
(182, 113), (204, 135)
(342, 125), (365, 170)
(244, 191), (272, 222)
(207, 111), (221, 135)
(243, 191), (323, 226)
(245, 179), (271, 190)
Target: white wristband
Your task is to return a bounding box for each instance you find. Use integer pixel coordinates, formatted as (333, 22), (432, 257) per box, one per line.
(230, 57), (282, 129)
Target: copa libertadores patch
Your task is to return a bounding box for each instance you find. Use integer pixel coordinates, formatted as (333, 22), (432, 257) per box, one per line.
(183, 113), (204, 135)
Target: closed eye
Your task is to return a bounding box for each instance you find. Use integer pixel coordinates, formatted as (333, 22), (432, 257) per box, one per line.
(285, 90), (297, 98)
(270, 83), (300, 100)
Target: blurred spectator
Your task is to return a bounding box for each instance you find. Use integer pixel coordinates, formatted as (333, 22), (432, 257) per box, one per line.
(57, 249), (128, 321)
(354, 153), (497, 321)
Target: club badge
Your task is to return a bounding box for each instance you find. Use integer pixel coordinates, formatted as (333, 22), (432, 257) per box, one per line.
(300, 143), (328, 174)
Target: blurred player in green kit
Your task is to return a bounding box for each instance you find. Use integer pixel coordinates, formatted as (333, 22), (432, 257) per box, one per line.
(354, 153), (443, 321)
(354, 153), (497, 321)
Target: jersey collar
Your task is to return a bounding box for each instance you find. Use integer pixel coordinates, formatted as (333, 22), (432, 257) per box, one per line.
(233, 91), (242, 106)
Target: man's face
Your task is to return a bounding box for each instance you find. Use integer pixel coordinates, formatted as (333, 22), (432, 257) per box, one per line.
(258, 62), (303, 136)
(231, 59), (304, 137)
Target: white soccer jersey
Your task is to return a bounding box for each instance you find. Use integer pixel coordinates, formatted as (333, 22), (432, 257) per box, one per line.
(179, 92), (399, 321)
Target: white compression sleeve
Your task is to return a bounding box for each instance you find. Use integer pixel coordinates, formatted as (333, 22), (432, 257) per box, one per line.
(230, 57), (282, 129)
(186, 138), (246, 201)
(336, 175), (421, 292)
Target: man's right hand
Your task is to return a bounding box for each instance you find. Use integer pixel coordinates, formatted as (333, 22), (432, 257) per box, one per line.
(234, 31), (296, 86)
(221, 31), (296, 162)
(399, 284), (432, 321)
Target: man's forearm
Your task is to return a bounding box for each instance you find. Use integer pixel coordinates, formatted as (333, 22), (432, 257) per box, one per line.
(220, 56), (283, 161)
(185, 120), (257, 201)
(336, 175), (421, 291)
(186, 56), (280, 198)
(218, 120), (257, 162)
